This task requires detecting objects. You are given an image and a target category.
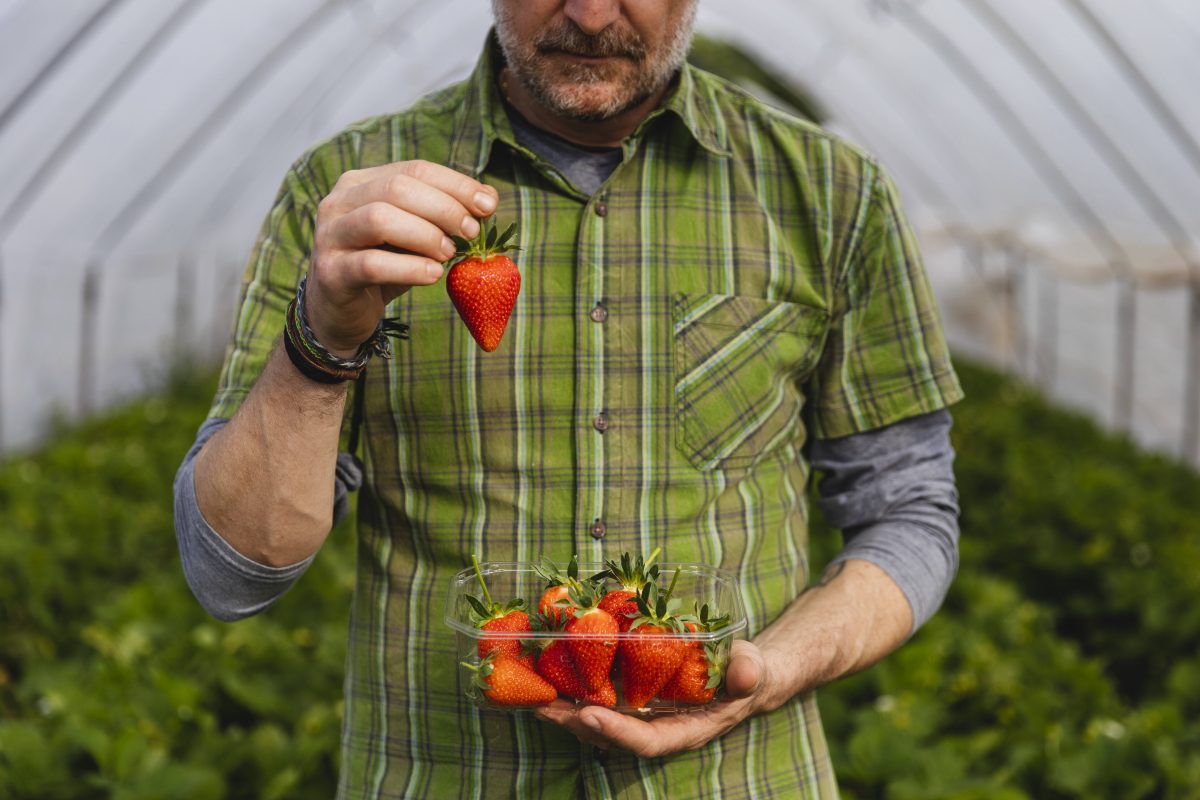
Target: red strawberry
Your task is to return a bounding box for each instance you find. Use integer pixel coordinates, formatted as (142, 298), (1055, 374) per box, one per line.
(446, 219), (521, 352)
(535, 639), (617, 707)
(617, 572), (689, 709)
(659, 605), (732, 705)
(534, 554), (584, 625)
(593, 548), (661, 632)
(465, 554), (530, 662)
(564, 582), (619, 694)
(462, 652), (556, 706)
(531, 610), (616, 707)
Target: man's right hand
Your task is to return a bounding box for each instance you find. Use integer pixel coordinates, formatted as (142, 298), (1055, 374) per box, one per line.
(304, 160), (499, 356)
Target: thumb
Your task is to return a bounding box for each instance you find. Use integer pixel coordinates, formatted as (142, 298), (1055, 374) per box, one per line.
(723, 640), (766, 700)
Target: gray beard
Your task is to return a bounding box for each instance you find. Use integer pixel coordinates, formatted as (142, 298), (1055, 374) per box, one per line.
(491, 3), (696, 122)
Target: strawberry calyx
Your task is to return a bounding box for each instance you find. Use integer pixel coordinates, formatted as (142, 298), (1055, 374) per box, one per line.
(691, 603), (733, 690)
(460, 650), (501, 702)
(589, 547), (662, 592)
(526, 608), (569, 655)
(628, 569), (687, 633)
(534, 553), (584, 595)
(466, 553), (526, 625)
(448, 218), (520, 267)
(564, 578), (607, 617)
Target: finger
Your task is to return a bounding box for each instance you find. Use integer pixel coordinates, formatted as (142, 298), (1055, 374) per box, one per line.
(724, 641), (766, 700)
(573, 707), (689, 758)
(333, 161), (498, 219)
(334, 172), (482, 240)
(330, 202), (457, 262)
(340, 248), (445, 291)
(535, 703), (612, 750)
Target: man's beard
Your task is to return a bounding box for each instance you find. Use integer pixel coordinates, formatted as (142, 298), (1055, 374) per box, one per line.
(492, 3), (697, 122)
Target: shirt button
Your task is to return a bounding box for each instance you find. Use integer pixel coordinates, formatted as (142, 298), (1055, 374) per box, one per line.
(592, 412), (609, 433)
(589, 304), (608, 323)
(589, 519), (606, 539)
(594, 200), (608, 217)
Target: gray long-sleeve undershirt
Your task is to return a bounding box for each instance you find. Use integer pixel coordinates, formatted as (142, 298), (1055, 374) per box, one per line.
(174, 409), (959, 630)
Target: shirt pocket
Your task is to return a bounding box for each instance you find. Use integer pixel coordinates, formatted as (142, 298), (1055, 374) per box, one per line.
(672, 292), (830, 471)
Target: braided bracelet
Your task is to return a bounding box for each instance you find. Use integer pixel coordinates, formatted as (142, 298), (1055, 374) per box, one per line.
(283, 276), (409, 384)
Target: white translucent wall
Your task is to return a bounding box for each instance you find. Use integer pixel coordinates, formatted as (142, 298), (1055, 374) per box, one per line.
(1, 0), (1198, 462)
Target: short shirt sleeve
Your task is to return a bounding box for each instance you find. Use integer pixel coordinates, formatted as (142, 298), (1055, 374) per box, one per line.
(807, 164), (964, 439)
(208, 162), (322, 420)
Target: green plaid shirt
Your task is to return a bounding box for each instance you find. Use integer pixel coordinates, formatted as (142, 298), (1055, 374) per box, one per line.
(211, 39), (962, 800)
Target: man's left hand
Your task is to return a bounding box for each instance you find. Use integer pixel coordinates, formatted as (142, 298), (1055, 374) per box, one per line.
(534, 640), (779, 757)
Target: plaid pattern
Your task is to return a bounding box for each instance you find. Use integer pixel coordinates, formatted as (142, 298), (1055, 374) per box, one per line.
(210, 38), (961, 800)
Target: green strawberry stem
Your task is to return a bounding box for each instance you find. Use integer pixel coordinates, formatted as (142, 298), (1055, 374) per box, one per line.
(470, 553), (494, 609)
(662, 568), (680, 606)
(644, 547), (662, 569)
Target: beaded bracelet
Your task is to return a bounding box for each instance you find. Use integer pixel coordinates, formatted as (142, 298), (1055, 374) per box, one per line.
(283, 276), (409, 384)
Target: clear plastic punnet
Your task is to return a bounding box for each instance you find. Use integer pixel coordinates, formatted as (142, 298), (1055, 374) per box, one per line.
(444, 559), (748, 714)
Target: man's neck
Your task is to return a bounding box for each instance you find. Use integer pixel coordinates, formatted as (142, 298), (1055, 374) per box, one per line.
(498, 67), (671, 150)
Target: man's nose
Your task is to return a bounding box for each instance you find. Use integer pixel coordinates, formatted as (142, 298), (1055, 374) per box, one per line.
(563, 0), (622, 36)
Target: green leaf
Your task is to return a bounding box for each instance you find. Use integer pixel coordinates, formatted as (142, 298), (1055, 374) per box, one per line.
(465, 594), (490, 620)
(496, 221), (517, 248)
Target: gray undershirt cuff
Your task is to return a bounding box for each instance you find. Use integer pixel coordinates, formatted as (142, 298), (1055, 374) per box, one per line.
(172, 417), (360, 622)
(812, 409), (960, 632)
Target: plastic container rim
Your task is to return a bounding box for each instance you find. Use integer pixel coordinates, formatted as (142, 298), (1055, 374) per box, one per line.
(443, 560), (749, 641)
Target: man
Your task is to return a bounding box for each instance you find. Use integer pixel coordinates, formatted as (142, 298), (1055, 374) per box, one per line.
(174, 1), (963, 797)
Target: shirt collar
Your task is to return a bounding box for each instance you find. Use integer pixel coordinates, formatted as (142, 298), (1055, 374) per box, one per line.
(447, 32), (730, 176)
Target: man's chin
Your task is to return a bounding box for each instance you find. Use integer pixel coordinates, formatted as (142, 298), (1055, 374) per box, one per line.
(550, 87), (631, 120)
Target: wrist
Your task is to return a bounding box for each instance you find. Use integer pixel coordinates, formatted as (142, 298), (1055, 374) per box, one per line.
(283, 277), (408, 385)
(751, 641), (819, 712)
(753, 644), (790, 712)
(304, 303), (366, 359)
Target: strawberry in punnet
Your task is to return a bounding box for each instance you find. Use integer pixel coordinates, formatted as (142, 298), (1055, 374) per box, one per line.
(533, 554), (585, 625)
(593, 547), (661, 632)
(530, 612), (617, 707)
(617, 571), (690, 709)
(564, 581), (619, 694)
(466, 554), (532, 667)
(461, 651), (556, 706)
(658, 603), (732, 705)
(446, 218), (521, 352)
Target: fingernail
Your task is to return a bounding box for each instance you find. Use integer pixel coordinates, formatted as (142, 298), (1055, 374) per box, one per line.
(474, 191), (497, 214)
(426, 262), (444, 279)
(441, 236), (456, 258)
(583, 716), (602, 733)
(462, 216), (480, 238)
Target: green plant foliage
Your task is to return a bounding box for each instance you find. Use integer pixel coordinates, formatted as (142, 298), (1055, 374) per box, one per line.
(0, 373), (355, 798)
(2, 358), (1197, 796)
(812, 360), (1200, 798)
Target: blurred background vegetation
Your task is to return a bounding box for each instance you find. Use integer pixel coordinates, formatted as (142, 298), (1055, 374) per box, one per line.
(2, 358), (1199, 798)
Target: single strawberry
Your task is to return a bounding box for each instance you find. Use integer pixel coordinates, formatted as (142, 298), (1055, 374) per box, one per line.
(530, 611), (616, 707)
(466, 554), (530, 662)
(564, 581), (619, 694)
(617, 571), (689, 709)
(593, 547), (661, 632)
(446, 219), (521, 352)
(534, 554), (585, 625)
(461, 652), (556, 706)
(658, 604), (732, 705)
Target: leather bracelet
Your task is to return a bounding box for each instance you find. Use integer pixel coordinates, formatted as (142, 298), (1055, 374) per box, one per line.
(282, 276), (410, 384)
(283, 325), (356, 384)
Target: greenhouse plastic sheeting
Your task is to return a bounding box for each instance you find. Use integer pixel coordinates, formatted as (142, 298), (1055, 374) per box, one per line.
(1, 0), (1198, 455)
